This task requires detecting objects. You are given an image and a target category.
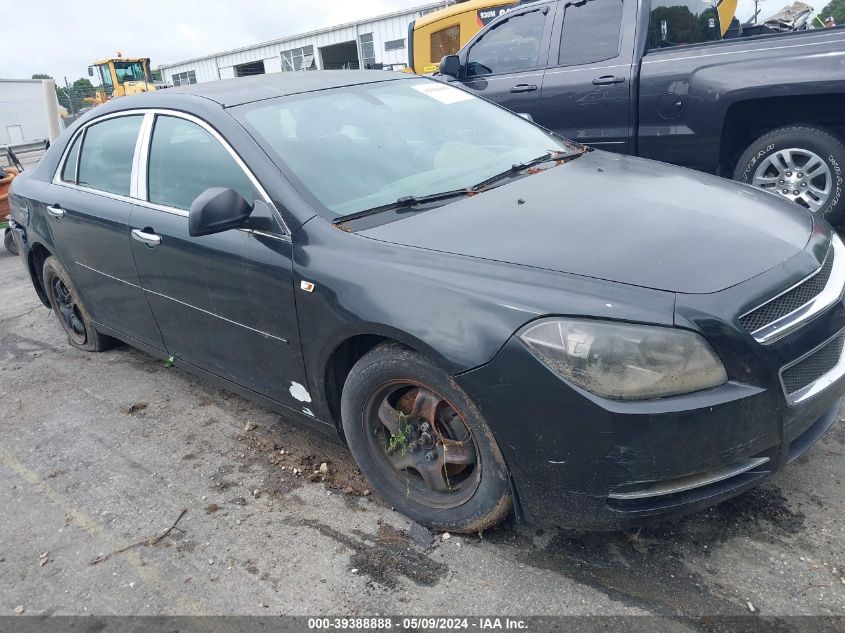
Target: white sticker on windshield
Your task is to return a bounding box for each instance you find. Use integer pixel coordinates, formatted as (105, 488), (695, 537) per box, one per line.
(411, 83), (474, 105)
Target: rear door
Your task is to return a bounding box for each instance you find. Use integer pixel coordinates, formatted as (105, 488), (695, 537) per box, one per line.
(128, 111), (308, 408)
(46, 113), (164, 350)
(452, 4), (556, 122)
(539, 0), (634, 152)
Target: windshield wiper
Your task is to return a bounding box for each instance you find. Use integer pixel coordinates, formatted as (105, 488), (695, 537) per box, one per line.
(470, 150), (578, 192)
(333, 188), (473, 224)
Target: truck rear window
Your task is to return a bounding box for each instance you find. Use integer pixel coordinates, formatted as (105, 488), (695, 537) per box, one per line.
(648, 0), (723, 49)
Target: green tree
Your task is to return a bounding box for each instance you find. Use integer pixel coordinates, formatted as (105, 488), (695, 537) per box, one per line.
(31, 74), (96, 114)
(818, 0), (845, 24)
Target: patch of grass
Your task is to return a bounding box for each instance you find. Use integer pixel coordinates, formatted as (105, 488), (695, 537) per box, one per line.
(164, 355), (175, 368)
(388, 412), (411, 456)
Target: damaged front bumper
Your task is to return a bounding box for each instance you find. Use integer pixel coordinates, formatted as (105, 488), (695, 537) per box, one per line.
(456, 335), (842, 530)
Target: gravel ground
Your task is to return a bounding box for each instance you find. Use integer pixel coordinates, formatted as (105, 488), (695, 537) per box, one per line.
(1, 248), (844, 619)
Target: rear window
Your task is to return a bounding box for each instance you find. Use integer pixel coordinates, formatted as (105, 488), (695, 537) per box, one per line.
(648, 0), (722, 49)
(559, 0), (624, 66)
(430, 25), (460, 63)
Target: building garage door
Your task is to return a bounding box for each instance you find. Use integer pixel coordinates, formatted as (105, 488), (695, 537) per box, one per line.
(234, 60), (265, 77)
(319, 41), (360, 70)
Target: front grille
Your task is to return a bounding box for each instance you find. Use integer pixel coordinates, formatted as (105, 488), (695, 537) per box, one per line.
(740, 246), (834, 335)
(781, 331), (845, 396)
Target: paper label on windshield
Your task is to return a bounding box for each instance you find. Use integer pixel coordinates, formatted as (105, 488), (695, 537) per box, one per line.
(412, 83), (474, 104)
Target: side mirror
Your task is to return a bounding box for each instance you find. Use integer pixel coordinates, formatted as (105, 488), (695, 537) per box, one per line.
(439, 55), (461, 78)
(189, 187), (253, 237)
(88, 66), (94, 77)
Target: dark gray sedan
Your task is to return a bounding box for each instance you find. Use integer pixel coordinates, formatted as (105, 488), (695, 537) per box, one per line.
(7, 71), (844, 532)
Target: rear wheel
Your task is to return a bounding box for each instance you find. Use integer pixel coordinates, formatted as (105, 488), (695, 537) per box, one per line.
(734, 125), (845, 225)
(341, 344), (512, 533)
(42, 256), (115, 352)
(3, 230), (17, 256)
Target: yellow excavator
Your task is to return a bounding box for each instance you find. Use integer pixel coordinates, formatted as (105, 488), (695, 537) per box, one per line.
(407, 0), (520, 73)
(87, 54), (157, 105)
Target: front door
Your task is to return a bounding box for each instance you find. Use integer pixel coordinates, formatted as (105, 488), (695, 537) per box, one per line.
(452, 5), (555, 123)
(539, 0), (633, 153)
(47, 114), (164, 350)
(128, 113), (308, 407)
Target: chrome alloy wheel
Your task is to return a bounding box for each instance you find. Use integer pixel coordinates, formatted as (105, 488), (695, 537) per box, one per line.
(752, 148), (832, 213)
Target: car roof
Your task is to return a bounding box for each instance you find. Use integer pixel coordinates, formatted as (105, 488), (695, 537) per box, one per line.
(161, 70), (415, 107)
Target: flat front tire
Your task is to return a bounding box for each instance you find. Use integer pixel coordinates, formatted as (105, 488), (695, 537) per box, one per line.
(734, 125), (845, 225)
(42, 256), (114, 352)
(341, 344), (512, 533)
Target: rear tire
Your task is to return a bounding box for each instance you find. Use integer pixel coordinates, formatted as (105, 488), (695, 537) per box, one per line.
(42, 256), (115, 352)
(3, 230), (17, 256)
(341, 343), (512, 533)
(733, 125), (845, 226)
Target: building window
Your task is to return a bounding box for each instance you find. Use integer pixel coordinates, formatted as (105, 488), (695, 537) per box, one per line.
(281, 45), (317, 72)
(384, 38), (406, 51)
(172, 70), (197, 86)
(430, 25), (460, 63)
(234, 60), (265, 77)
(359, 33), (376, 68)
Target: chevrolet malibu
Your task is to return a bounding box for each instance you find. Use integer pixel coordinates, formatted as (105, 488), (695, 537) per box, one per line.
(8, 72), (844, 532)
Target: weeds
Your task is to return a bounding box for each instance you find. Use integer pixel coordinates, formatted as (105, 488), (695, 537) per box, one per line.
(388, 412), (411, 456)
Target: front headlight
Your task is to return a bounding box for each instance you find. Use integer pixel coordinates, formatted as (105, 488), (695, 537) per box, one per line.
(519, 318), (727, 401)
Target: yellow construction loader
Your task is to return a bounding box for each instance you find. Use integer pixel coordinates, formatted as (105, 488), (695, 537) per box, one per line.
(87, 54), (156, 105)
(407, 0), (520, 74)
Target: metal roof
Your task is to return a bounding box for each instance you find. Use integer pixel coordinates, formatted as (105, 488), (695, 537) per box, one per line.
(157, 2), (447, 70)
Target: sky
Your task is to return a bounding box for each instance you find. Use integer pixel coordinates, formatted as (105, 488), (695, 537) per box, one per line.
(3, 0), (420, 84)
(1, 0), (811, 86)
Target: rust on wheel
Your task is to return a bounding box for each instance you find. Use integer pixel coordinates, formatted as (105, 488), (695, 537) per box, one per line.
(363, 381), (481, 509)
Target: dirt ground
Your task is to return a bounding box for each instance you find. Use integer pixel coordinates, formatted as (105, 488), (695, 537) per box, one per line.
(1, 248), (844, 619)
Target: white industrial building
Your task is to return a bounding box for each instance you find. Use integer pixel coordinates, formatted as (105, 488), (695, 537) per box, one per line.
(0, 79), (63, 146)
(158, 2), (449, 86)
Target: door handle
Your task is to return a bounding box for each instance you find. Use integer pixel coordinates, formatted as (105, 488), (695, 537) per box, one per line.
(131, 228), (161, 247)
(592, 75), (626, 86)
(510, 83), (538, 93)
(46, 204), (65, 218)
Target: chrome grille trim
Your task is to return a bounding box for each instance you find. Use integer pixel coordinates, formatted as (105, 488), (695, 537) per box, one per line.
(780, 327), (845, 406)
(740, 234), (845, 344)
(608, 457), (770, 500)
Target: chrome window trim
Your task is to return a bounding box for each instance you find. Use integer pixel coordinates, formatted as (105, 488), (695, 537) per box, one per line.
(742, 234), (845, 344)
(779, 326), (845, 406)
(51, 107), (291, 238)
(52, 109), (149, 190)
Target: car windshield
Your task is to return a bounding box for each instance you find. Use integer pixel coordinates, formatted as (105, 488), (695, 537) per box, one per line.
(234, 78), (580, 218)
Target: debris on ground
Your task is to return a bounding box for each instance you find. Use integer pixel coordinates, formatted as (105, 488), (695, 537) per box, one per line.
(204, 503), (219, 514)
(746, 601), (756, 613)
(89, 508), (187, 565)
(244, 422), (256, 431)
(126, 402), (148, 415)
(409, 522), (436, 550)
(441, 532), (452, 541)
(252, 489), (261, 498)
(38, 551), (49, 566)
(14, 606), (24, 615)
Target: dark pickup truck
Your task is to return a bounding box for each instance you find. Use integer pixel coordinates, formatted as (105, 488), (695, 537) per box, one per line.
(437, 0), (845, 223)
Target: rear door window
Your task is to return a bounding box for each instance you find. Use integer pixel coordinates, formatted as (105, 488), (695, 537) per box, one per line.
(648, 0), (722, 49)
(147, 115), (259, 211)
(77, 115), (143, 196)
(559, 0), (624, 66)
(466, 9), (548, 77)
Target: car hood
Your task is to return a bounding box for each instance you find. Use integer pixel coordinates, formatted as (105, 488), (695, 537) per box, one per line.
(359, 151), (815, 294)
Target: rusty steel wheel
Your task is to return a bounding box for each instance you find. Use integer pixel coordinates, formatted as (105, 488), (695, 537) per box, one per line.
(341, 343), (512, 533)
(364, 381), (481, 509)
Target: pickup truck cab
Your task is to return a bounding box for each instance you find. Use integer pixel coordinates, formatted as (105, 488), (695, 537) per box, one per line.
(438, 0), (845, 223)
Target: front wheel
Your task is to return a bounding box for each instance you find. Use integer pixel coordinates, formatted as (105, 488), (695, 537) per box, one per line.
(734, 125), (845, 225)
(341, 344), (512, 533)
